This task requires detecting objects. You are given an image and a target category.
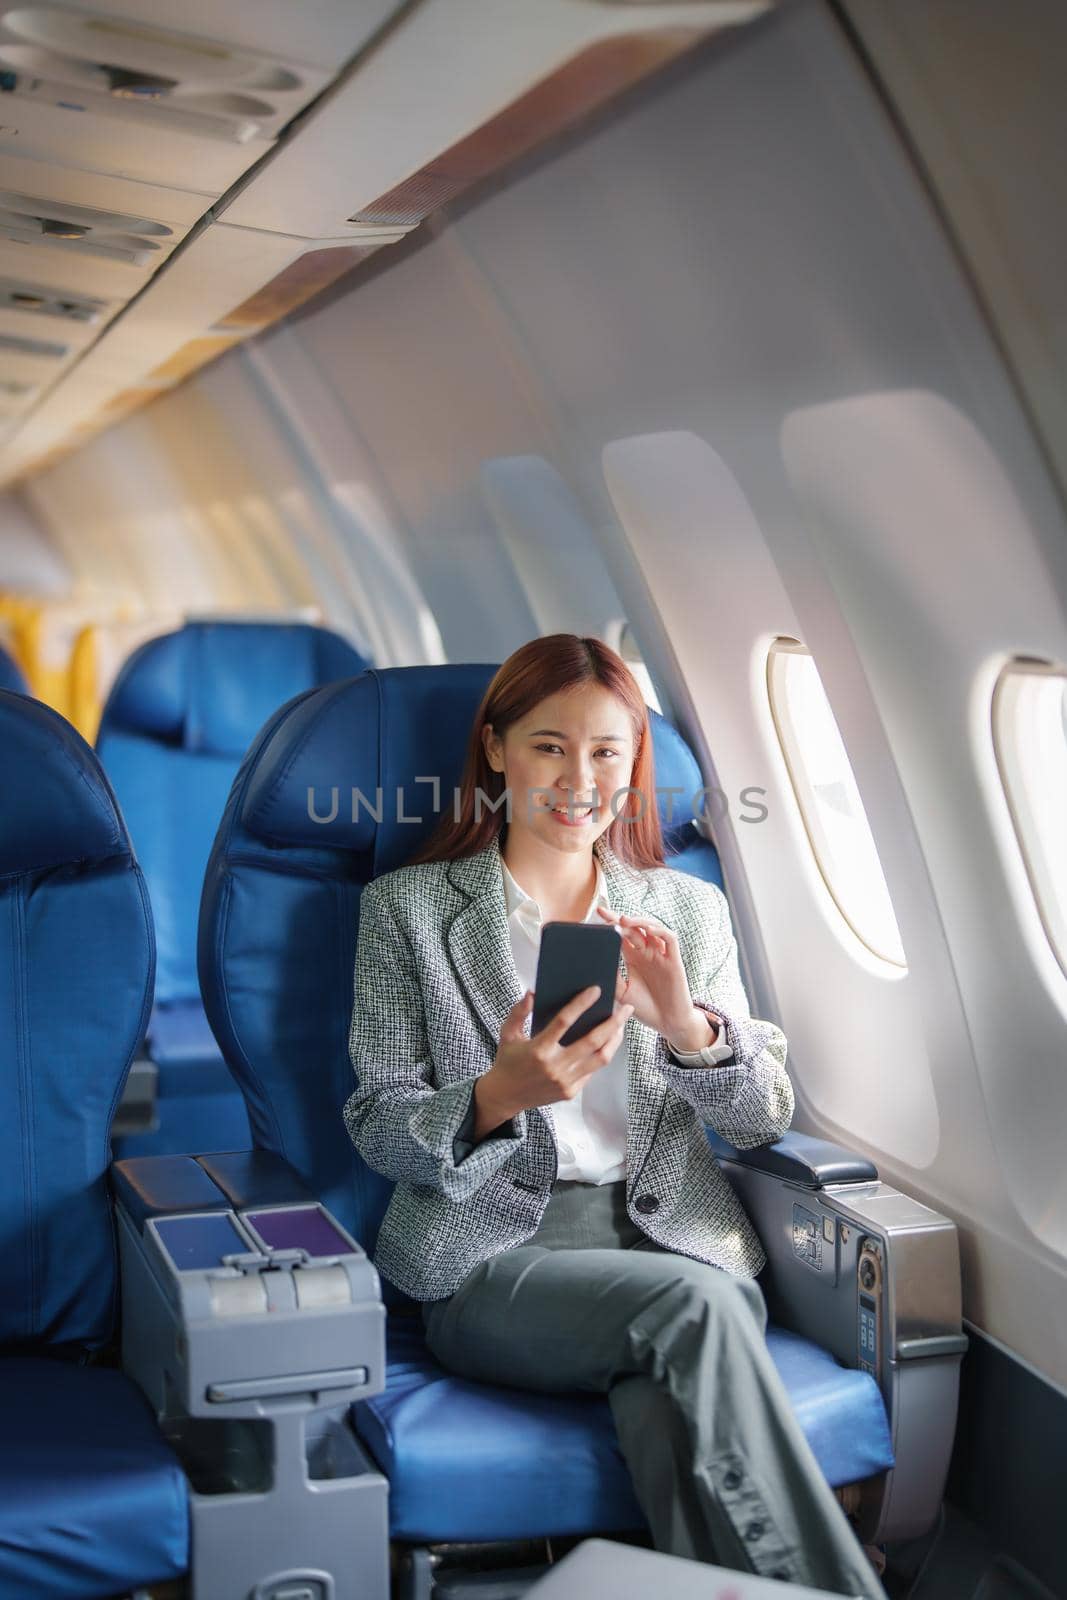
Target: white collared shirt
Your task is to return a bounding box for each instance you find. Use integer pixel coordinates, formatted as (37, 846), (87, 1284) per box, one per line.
(500, 854), (734, 1184)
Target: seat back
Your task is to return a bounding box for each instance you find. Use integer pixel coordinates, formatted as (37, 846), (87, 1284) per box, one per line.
(97, 621), (367, 1008)
(70, 614), (182, 744)
(199, 664), (721, 1288)
(0, 690), (154, 1351)
(0, 639), (27, 695)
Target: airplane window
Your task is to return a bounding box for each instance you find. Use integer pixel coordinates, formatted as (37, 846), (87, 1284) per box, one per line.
(768, 638), (907, 968)
(993, 660), (1067, 979)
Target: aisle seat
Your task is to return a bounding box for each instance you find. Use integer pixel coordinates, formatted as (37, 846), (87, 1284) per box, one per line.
(96, 619), (368, 1157)
(0, 688), (188, 1599)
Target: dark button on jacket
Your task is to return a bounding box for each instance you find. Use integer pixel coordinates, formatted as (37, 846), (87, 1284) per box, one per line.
(634, 1194), (659, 1215)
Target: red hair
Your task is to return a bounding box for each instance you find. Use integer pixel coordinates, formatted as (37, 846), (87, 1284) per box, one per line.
(405, 634), (665, 870)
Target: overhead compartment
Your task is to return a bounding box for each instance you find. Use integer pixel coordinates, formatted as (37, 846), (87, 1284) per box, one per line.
(0, 0), (773, 486)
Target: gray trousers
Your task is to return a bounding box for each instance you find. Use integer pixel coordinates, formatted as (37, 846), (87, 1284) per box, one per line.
(421, 1179), (886, 1599)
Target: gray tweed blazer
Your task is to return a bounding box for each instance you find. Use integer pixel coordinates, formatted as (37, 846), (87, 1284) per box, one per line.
(345, 833), (794, 1301)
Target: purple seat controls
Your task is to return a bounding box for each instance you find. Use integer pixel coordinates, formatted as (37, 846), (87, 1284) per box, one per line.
(242, 1206), (360, 1259)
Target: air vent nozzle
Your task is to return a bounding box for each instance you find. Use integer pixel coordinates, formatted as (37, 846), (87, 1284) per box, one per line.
(0, 277), (106, 322)
(104, 66), (175, 100)
(40, 217), (88, 238)
(0, 331), (69, 359)
(0, 189), (170, 263)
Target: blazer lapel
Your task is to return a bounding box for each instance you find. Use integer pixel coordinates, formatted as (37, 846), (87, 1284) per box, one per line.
(446, 838), (524, 1048)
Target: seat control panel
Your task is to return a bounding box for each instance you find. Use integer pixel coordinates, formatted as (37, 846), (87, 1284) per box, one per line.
(857, 1237), (884, 1376)
(792, 1202), (837, 1280)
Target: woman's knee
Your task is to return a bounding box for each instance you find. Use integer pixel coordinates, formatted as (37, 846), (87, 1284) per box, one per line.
(647, 1256), (767, 1337)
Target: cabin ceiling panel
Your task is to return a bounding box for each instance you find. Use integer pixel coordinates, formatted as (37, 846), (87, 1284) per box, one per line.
(0, 234), (141, 297)
(10, 0), (403, 70)
(74, 223), (310, 376)
(0, 149), (204, 303)
(0, 0), (771, 485)
(0, 0), (404, 480)
(0, 304), (93, 351)
(0, 1), (379, 190)
(0, 86), (274, 193)
(219, 0), (769, 239)
(0, 150), (211, 223)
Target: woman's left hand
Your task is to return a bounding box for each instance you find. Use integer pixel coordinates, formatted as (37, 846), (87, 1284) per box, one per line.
(596, 905), (717, 1051)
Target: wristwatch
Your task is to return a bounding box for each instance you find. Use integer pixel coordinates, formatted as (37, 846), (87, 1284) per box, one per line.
(668, 1003), (733, 1065)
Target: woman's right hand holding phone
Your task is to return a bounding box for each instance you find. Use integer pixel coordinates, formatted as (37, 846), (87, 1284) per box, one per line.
(473, 988), (633, 1141)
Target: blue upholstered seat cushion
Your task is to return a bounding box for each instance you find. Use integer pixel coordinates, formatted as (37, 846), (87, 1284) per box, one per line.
(764, 1325), (894, 1485)
(353, 1317), (893, 1543)
(0, 1358), (188, 1598)
(354, 1316), (643, 1543)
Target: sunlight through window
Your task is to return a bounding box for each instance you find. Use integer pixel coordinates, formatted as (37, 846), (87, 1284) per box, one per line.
(993, 660), (1067, 978)
(768, 638), (906, 968)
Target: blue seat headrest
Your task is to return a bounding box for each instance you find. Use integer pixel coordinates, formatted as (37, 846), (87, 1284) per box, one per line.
(238, 667), (708, 874)
(98, 621), (367, 757)
(241, 665), (498, 876)
(649, 716), (705, 834)
(0, 689), (124, 877)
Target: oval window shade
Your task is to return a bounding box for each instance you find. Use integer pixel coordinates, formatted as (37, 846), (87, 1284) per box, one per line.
(993, 659), (1067, 980)
(768, 638), (907, 968)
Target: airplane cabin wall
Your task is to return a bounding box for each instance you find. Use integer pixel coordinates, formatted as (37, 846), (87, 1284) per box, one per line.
(0, 492), (69, 595)
(15, 0), (1067, 1391)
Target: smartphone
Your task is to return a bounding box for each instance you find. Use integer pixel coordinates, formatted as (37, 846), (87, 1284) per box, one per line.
(531, 921), (623, 1046)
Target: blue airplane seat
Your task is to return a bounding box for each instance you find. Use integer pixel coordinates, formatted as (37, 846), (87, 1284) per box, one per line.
(652, 712), (724, 886)
(96, 619), (368, 1158)
(198, 665), (893, 1555)
(0, 638), (28, 694)
(0, 689), (188, 1598)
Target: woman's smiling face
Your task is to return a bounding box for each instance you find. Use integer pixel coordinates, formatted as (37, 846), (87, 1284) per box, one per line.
(482, 683), (637, 858)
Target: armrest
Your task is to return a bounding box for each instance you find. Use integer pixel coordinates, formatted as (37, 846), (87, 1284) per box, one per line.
(111, 1153), (228, 1226)
(706, 1128), (878, 1187)
(197, 1149), (316, 1208)
(114, 1167), (385, 1421)
(112, 1149), (316, 1230)
(111, 1159), (390, 1591)
(712, 1129), (965, 1545)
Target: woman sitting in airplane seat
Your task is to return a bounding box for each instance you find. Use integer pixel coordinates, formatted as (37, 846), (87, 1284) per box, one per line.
(345, 633), (886, 1598)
